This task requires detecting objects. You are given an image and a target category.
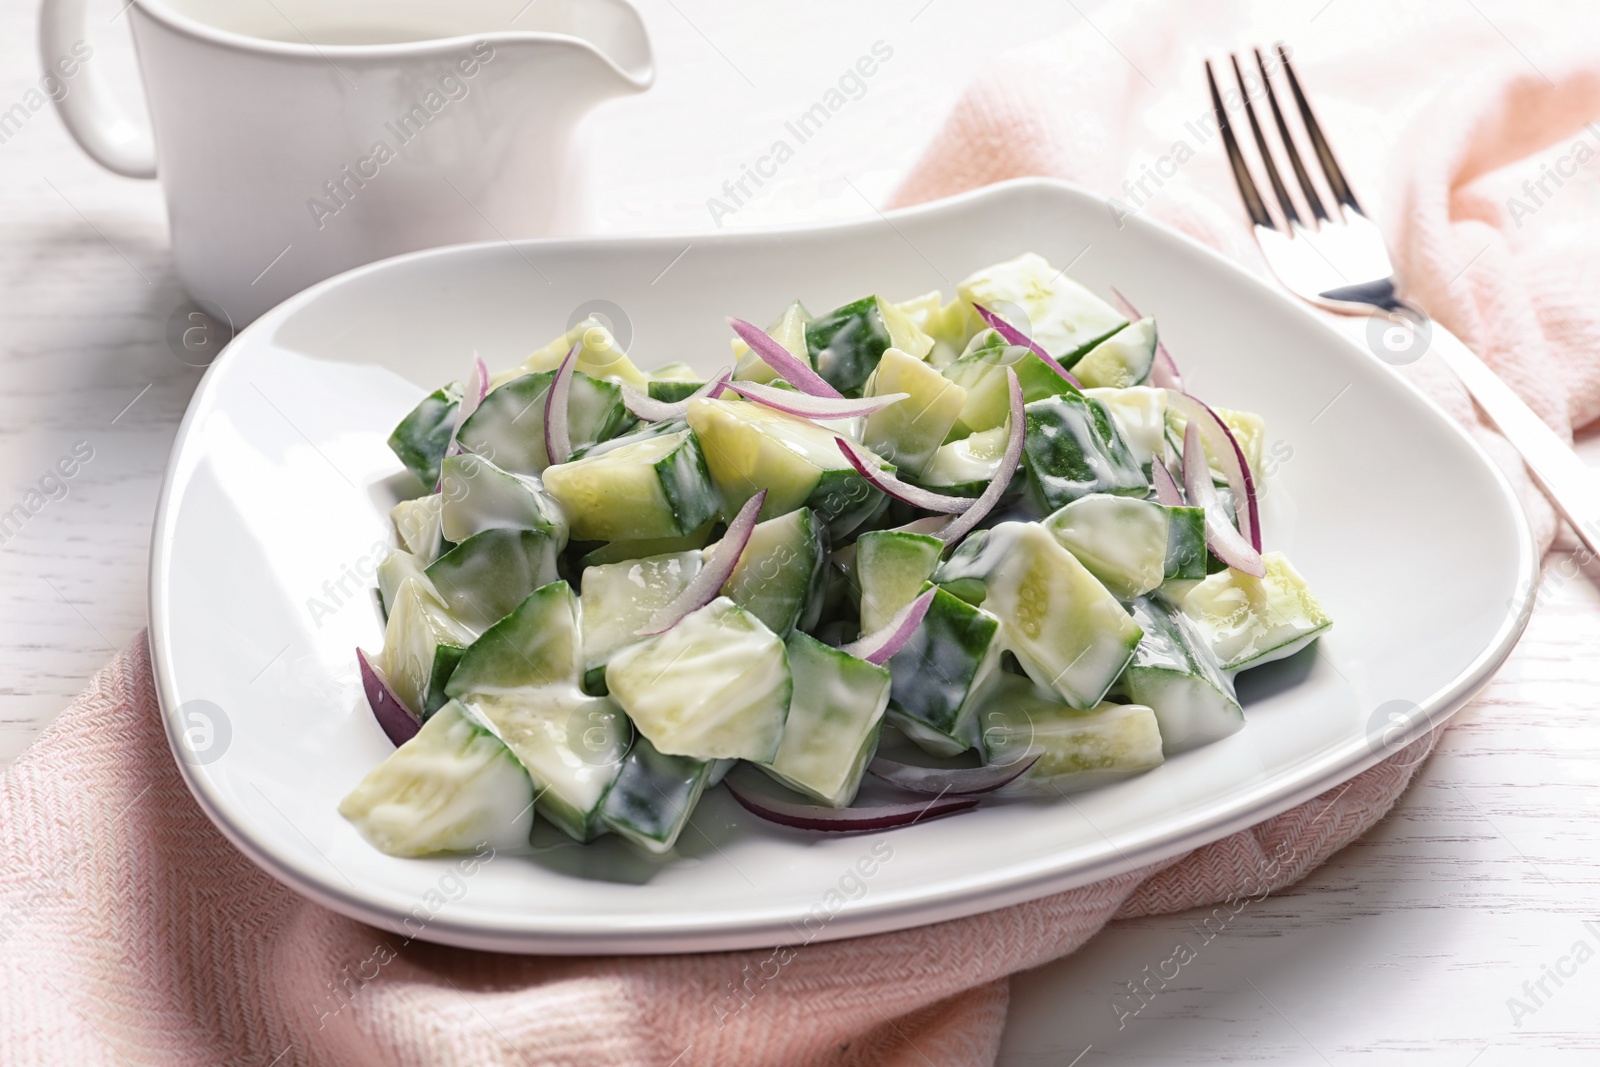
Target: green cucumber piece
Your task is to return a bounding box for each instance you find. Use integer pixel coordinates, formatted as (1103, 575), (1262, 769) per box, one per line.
(1217, 407), (1266, 475)
(893, 289), (966, 367)
(380, 577), (477, 717)
(462, 689), (628, 841)
(884, 585), (1002, 756)
(605, 597), (791, 761)
(943, 329), (1082, 435)
(578, 550), (703, 674)
(456, 370), (631, 476)
(1173, 551), (1332, 671)
(919, 426), (1009, 497)
(445, 582), (581, 696)
(1022, 392), (1150, 510)
(599, 734), (712, 854)
(807, 295), (932, 397)
(651, 361), (702, 382)
(1072, 317), (1158, 388)
(338, 699), (535, 856)
(438, 452), (567, 545)
(388, 381), (463, 489)
(522, 318), (649, 391)
(763, 632), (892, 807)
(647, 380), (704, 404)
(686, 397), (887, 538)
(1083, 386), (1169, 471)
(391, 494), (446, 564)
(718, 507), (826, 637)
(733, 301), (812, 384)
(425, 528), (563, 632)
(862, 347), (967, 477)
(936, 522), (1142, 710)
(1042, 495), (1206, 598)
(976, 672), (1165, 793)
(542, 428), (719, 542)
(955, 252), (1127, 361)
(855, 530), (944, 633)
(377, 549), (447, 617)
(578, 520), (717, 567)
(1122, 596), (1244, 753)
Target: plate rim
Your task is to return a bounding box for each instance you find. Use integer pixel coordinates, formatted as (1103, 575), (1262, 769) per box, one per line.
(147, 176), (1539, 953)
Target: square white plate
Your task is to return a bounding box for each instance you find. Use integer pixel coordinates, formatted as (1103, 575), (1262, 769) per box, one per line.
(149, 178), (1535, 953)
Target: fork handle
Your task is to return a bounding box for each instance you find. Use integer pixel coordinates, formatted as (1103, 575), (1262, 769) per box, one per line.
(1418, 311), (1600, 558)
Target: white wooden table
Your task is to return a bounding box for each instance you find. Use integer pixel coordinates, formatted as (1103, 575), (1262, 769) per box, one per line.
(2, 1), (1597, 1063)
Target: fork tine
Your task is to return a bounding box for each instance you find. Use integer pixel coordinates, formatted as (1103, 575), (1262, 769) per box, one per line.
(1276, 43), (1362, 215)
(1205, 60), (1276, 230)
(1230, 53), (1301, 228)
(1255, 47), (1329, 224)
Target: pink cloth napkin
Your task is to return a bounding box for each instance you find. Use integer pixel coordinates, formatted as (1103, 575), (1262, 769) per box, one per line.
(6, 2), (1598, 1063)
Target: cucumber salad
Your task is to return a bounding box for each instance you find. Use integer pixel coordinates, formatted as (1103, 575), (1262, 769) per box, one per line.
(340, 252), (1332, 859)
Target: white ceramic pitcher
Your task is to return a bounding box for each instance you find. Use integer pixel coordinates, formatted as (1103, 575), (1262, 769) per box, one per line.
(40, 0), (653, 324)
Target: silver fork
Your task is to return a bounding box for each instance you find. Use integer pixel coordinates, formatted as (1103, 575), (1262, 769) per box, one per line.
(1210, 44), (1600, 558)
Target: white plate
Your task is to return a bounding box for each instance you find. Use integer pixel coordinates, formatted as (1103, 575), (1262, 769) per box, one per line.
(149, 178), (1536, 954)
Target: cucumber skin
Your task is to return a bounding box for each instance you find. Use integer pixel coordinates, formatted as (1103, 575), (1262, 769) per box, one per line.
(808, 296), (892, 397)
(1022, 394), (1150, 511)
(424, 644), (467, 718)
(388, 381), (463, 489)
(657, 433), (721, 538)
(1164, 506), (1208, 581)
(885, 585), (1001, 753)
(424, 528), (563, 633)
(807, 467), (889, 540)
(720, 508), (827, 638)
(647, 380), (704, 404)
(444, 581), (581, 697)
(457, 371), (631, 476)
(1122, 596), (1242, 754)
(599, 734), (711, 854)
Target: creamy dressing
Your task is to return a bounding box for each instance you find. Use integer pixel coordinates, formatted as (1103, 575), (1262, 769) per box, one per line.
(579, 550), (702, 669)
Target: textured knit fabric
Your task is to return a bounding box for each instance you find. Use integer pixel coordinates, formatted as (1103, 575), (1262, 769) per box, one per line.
(5, 0), (1595, 1062)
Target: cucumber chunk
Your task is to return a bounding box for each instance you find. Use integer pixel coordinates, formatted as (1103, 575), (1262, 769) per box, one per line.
(884, 585), (1002, 756)
(976, 673), (1165, 794)
(578, 550), (703, 674)
(807, 296), (933, 396)
(919, 425), (1009, 496)
(445, 581), (581, 696)
(1072, 317), (1158, 389)
(1022, 393), (1150, 510)
(686, 397), (887, 537)
(339, 699), (535, 856)
(522, 319), (649, 391)
(954, 252), (1127, 362)
(542, 428), (719, 542)
(1173, 551), (1332, 671)
(647, 380), (704, 404)
(855, 530), (944, 633)
(578, 520), (717, 567)
(599, 734), (712, 854)
(718, 507), (826, 637)
(1122, 596), (1244, 753)
(391, 494), (446, 564)
(377, 549), (447, 617)
(457, 370), (631, 476)
(942, 329), (1081, 435)
(1042, 495), (1206, 599)
(438, 452), (567, 545)
(862, 348), (967, 477)
(605, 597), (792, 761)
(388, 381), (463, 489)
(1217, 407), (1266, 476)
(764, 631), (892, 806)
(733, 301), (812, 385)
(936, 522), (1142, 710)
(380, 577), (477, 717)
(651, 361), (702, 382)
(425, 528), (563, 632)
(893, 289), (967, 367)
(1084, 386), (1168, 471)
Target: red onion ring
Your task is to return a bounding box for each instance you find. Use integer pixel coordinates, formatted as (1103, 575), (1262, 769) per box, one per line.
(867, 752), (1041, 795)
(727, 380), (909, 420)
(1109, 288), (1182, 390)
(357, 647), (420, 746)
(727, 316), (842, 398)
(938, 367), (1025, 544)
(544, 343), (578, 465)
(1183, 421), (1265, 576)
(971, 303), (1081, 388)
(724, 771), (979, 832)
(639, 489), (766, 636)
(1150, 457), (1185, 506)
(842, 587), (937, 665)
(620, 368), (732, 422)
(836, 438), (973, 514)
(1167, 391), (1261, 551)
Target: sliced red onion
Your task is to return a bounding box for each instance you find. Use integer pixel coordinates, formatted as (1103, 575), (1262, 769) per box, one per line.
(544, 343), (577, 465)
(1150, 458), (1185, 506)
(728, 380), (908, 420)
(639, 489), (766, 636)
(727, 316), (842, 398)
(868, 752), (1041, 795)
(724, 772), (978, 832)
(620, 368), (733, 422)
(357, 647), (419, 746)
(971, 302), (1081, 388)
(1167, 391), (1261, 551)
(836, 438), (973, 514)
(1183, 421), (1265, 577)
(842, 587), (937, 665)
(1109, 288), (1182, 389)
(466, 356), (490, 413)
(938, 368), (1025, 544)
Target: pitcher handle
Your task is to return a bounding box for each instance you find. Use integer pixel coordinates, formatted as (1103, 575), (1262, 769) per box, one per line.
(40, 0), (157, 178)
